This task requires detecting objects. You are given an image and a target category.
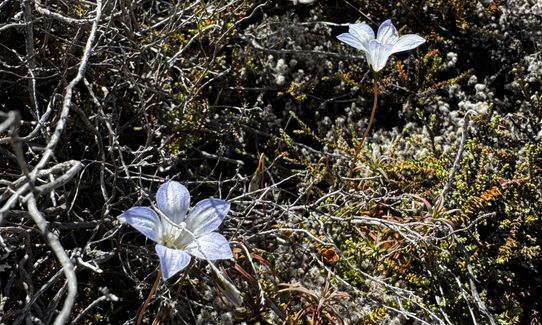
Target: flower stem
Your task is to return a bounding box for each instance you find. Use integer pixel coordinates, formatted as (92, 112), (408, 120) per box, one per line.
(360, 76), (379, 148)
(136, 269), (161, 325)
(348, 75), (379, 178)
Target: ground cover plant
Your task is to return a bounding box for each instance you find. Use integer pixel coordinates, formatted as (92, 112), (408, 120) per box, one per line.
(0, 0), (541, 324)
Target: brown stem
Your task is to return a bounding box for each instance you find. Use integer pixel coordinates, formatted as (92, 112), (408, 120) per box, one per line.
(359, 79), (379, 148)
(136, 269), (161, 325)
(348, 77), (379, 178)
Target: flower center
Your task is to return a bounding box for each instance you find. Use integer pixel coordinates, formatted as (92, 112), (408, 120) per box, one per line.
(160, 221), (195, 249)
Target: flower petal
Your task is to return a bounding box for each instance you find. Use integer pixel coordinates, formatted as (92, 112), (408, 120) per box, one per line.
(118, 207), (161, 242)
(186, 232), (233, 260)
(367, 40), (393, 72)
(348, 23), (375, 50)
(391, 34), (426, 54)
(337, 33), (367, 51)
(376, 19), (399, 45)
(155, 244), (191, 280)
(156, 181), (190, 224)
(185, 198), (230, 235)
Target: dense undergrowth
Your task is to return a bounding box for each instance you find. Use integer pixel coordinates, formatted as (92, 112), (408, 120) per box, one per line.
(1, 0), (541, 324)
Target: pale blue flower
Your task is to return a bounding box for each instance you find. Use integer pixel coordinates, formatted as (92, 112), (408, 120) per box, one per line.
(118, 181), (233, 280)
(337, 19), (425, 72)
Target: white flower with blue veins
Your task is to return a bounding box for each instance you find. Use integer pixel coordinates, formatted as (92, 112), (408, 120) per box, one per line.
(337, 19), (426, 72)
(118, 181), (233, 280)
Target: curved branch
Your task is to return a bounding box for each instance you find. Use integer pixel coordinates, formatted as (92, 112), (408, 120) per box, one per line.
(26, 195), (77, 325)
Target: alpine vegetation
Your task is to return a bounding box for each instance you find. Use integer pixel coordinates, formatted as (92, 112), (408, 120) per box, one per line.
(337, 19), (425, 72)
(118, 181), (233, 280)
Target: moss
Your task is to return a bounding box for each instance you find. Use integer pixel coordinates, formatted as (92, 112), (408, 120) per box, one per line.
(360, 307), (388, 324)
